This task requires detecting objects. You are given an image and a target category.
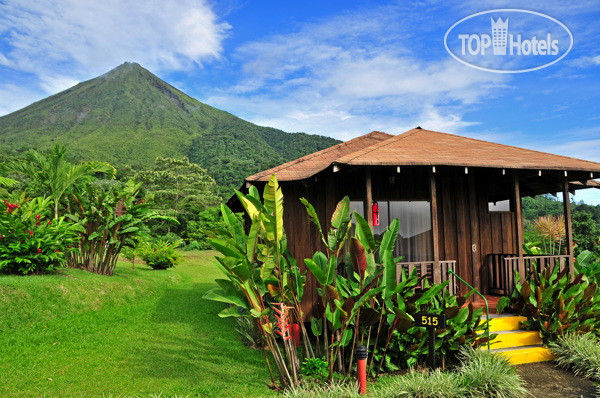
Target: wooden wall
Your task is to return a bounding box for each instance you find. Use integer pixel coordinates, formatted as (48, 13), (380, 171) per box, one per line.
(435, 167), (516, 294)
(280, 165), (519, 317)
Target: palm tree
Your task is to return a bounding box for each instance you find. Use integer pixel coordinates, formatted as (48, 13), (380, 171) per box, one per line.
(1, 145), (116, 218)
(0, 176), (18, 187)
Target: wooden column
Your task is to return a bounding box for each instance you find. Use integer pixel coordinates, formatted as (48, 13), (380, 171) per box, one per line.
(468, 174), (481, 292)
(512, 171), (526, 281)
(429, 170), (441, 284)
(562, 179), (574, 275)
(365, 167), (373, 227)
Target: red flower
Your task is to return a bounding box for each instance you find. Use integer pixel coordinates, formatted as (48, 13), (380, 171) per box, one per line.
(55, 249), (61, 253)
(36, 214), (41, 220)
(36, 221), (41, 226)
(47, 220), (51, 225)
(37, 248), (42, 253)
(29, 230), (34, 236)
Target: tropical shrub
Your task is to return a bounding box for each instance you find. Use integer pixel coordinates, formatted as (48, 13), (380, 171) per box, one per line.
(532, 215), (565, 254)
(0, 144), (115, 218)
(187, 205), (227, 249)
(379, 369), (468, 398)
(300, 357), (329, 380)
(234, 316), (265, 349)
(204, 176), (307, 388)
(301, 202), (493, 376)
(205, 175), (492, 389)
(134, 157), (221, 240)
(575, 250), (600, 284)
(0, 195), (81, 274)
(120, 245), (139, 269)
(497, 263), (600, 341)
(549, 333), (600, 381)
(457, 347), (528, 398)
(66, 180), (172, 275)
(138, 239), (183, 269)
(286, 349), (528, 398)
(181, 240), (204, 251)
(372, 288), (493, 373)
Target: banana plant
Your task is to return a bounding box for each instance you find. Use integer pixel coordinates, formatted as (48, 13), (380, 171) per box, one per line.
(204, 175), (306, 388)
(65, 179), (171, 275)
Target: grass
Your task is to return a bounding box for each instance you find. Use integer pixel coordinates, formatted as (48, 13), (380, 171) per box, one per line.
(285, 349), (528, 398)
(549, 333), (600, 381)
(0, 250), (275, 397)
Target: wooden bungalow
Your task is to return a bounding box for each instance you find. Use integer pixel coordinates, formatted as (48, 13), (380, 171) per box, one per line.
(236, 128), (600, 315)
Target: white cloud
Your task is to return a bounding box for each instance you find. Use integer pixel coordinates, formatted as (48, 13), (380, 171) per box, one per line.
(0, 83), (45, 116)
(0, 0), (229, 92)
(39, 75), (81, 95)
(205, 6), (507, 140)
(569, 55), (600, 69)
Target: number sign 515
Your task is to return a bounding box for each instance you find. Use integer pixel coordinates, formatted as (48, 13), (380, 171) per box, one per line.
(415, 313), (446, 329)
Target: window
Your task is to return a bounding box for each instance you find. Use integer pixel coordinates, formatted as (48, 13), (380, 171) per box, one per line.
(488, 199), (510, 212)
(361, 200), (433, 262)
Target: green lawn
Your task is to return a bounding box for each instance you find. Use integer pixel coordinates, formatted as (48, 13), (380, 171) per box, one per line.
(0, 251), (275, 397)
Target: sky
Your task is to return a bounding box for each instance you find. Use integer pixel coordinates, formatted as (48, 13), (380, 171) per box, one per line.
(0, 0), (599, 203)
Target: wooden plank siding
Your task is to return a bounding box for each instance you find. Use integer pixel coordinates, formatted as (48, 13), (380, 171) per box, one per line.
(435, 167), (516, 296)
(279, 165), (519, 318)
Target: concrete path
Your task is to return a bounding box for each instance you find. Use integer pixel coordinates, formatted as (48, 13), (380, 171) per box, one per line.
(517, 362), (598, 398)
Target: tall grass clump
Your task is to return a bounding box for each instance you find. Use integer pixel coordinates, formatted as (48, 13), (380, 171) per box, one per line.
(379, 369), (467, 398)
(283, 380), (360, 398)
(549, 333), (600, 381)
(458, 348), (528, 398)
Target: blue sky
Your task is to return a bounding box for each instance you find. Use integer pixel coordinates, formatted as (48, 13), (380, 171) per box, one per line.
(0, 0), (599, 203)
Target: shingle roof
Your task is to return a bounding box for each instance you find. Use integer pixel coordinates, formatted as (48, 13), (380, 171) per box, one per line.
(246, 128), (600, 182)
(335, 128), (600, 172)
(246, 131), (393, 181)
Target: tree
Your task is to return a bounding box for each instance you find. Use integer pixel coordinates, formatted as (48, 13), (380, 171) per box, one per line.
(134, 157), (220, 239)
(66, 179), (171, 275)
(1, 145), (115, 218)
(573, 212), (600, 256)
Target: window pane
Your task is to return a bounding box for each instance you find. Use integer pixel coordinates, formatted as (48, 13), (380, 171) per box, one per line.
(390, 201), (433, 262)
(488, 199), (510, 212)
(350, 201), (364, 218)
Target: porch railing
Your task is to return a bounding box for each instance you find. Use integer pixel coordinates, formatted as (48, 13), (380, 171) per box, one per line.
(396, 260), (457, 295)
(489, 254), (572, 294)
(486, 253), (517, 295)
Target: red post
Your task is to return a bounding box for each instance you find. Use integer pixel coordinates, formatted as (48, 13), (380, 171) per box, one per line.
(287, 323), (301, 347)
(356, 345), (368, 394)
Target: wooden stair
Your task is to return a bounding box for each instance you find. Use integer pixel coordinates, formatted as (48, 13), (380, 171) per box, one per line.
(483, 314), (553, 365)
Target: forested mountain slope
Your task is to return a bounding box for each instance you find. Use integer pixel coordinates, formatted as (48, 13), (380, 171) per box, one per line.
(0, 62), (339, 191)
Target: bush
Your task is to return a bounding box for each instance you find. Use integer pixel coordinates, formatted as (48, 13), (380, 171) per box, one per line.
(0, 196), (81, 274)
(283, 380), (359, 398)
(187, 206), (227, 249)
(286, 349), (527, 398)
(549, 333), (600, 381)
(458, 348), (528, 398)
(380, 369), (467, 398)
(234, 316), (265, 349)
(139, 239), (183, 269)
(575, 250), (600, 284)
(300, 357), (329, 380)
(372, 287), (494, 373)
(496, 263), (600, 341)
(181, 240), (204, 251)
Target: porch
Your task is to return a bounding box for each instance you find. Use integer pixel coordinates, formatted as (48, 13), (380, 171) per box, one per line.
(397, 254), (572, 303)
